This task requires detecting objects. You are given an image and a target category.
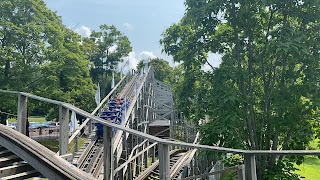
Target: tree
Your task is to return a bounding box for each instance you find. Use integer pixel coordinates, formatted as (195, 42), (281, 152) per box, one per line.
(0, 0), (97, 123)
(89, 25), (132, 97)
(0, 0), (63, 124)
(161, 0), (320, 178)
(137, 58), (173, 83)
(36, 28), (96, 114)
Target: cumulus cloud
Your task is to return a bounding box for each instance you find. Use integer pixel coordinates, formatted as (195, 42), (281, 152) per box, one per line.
(140, 51), (156, 60)
(123, 22), (134, 31)
(119, 52), (138, 73)
(75, 26), (91, 37)
(118, 51), (158, 74)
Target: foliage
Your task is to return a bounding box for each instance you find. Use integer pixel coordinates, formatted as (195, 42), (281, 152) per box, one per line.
(35, 28), (96, 113)
(0, 0), (63, 123)
(0, 0), (101, 123)
(45, 108), (56, 121)
(222, 154), (243, 168)
(88, 25), (132, 97)
(264, 159), (299, 180)
(136, 58), (174, 83)
(161, 0), (320, 178)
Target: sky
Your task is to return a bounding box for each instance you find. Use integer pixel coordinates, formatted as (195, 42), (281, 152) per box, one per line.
(44, 0), (221, 72)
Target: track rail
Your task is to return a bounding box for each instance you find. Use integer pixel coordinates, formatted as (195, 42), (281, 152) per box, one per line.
(0, 124), (95, 180)
(135, 149), (187, 180)
(76, 73), (141, 178)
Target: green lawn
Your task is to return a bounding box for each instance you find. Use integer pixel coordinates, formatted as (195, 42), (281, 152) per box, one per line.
(294, 139), (320, 179)
(38, 137), (87, 153)
(8, 116), (46, 123)
(295, 156), (320, 179)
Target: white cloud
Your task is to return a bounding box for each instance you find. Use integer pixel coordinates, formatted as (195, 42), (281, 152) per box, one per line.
(119, 52), (138, 73)
(140, 51), (156, 60)
(75, 26), (91, 37)
(118, 51), (158, 74)
(123, 22), (134, 31)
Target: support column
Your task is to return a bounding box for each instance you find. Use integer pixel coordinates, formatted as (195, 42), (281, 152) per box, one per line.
(17, 93), (27, 135)
(128, 162), (133, 180)
(104, 125), (113, 180)
(152, 145), (155, 163)
(88, 119), (92, 136)
(59, 105), (69, 156)
(159, 143), (170, 180)
(237, 165), (245, 180)
(244, 154), (257, 180)
(190, 159), (194, 176)
(184, 125), (188, 143)
(73, 135), (78, 156)
(144, 142), (148, 169)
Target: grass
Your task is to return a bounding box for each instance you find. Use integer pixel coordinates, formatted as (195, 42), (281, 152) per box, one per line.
(295, 156), (320, 179)
(220, 169), (237, 180)
(38, 137), (87, 153)
(294, 139), (320, 179)
(8, 116), (46, 123)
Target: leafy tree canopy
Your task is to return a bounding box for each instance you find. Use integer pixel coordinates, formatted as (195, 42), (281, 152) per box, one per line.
(137, 58), (173, 83)
(0, 0), (97, 122)
(161, 0), (320, 178)
(88, 24), (132, 97)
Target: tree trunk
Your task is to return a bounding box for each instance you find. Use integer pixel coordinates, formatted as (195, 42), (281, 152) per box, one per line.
(4, 60), (10, 80)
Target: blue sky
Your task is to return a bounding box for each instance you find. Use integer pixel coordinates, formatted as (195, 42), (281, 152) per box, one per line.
(44, 0), (221, 71)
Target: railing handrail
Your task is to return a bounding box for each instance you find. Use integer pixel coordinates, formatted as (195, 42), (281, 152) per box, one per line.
(1, 76), (320, 156)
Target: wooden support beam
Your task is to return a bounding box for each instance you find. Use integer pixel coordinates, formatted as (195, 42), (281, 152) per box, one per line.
(159, 143), (170, 180)
(17, 94), (27, 135)
(244, 154), (257, 180)
(104, 125), (113, 180)
(59, 105), (69, 156)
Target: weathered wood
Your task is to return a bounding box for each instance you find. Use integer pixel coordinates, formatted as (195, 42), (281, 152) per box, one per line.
(244, 154), (257, 180)
(104, 125), (113, 180)
(159, 143), (170, 180)
(59, 105), (69, 156)
(17, 94), (27, 135)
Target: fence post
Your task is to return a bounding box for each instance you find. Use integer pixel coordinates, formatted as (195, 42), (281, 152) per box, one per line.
(104, 125), (113, 180)
(59, 105), (69, 156)
(244, 154), (257, 180)
(159, 143), (170, 180)
(17, 93), (27, 135)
